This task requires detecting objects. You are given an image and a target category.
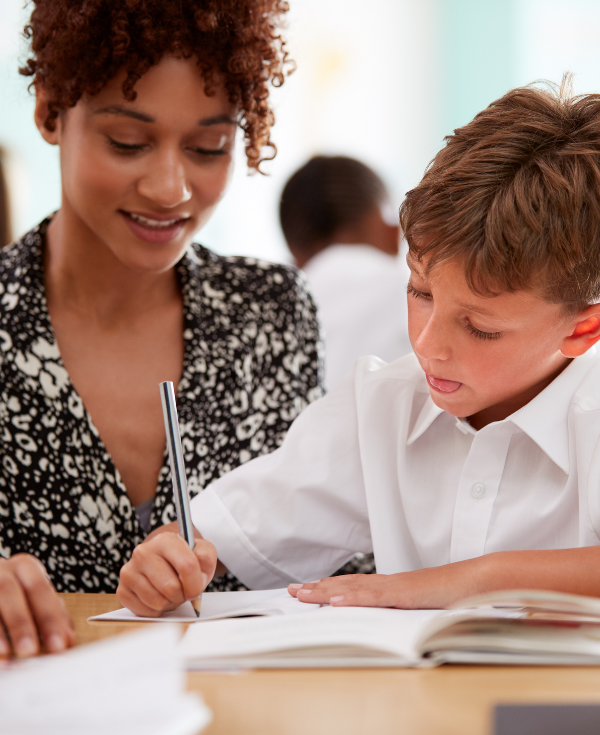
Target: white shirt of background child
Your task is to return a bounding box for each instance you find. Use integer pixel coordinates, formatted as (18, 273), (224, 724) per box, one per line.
(302, 244), (413, 389)
(191, 348), (600, 589)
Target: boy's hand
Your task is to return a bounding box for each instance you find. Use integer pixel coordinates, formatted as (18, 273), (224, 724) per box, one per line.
(288, 561), (483, 609)
(0, 554), (75, 658)
(117, 522), (218, 617)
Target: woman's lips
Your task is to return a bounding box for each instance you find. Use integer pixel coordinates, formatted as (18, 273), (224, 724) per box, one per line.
(120, 210), (189, 244)
(426, 374), (463, 393)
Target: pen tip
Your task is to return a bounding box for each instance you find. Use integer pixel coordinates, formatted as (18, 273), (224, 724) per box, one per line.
(191, 596), (202, 618)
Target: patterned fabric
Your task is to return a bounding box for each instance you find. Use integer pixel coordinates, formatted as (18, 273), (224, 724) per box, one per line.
(0, 219), (324, 593)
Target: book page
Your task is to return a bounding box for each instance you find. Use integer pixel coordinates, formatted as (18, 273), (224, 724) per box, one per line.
(89, 588), (320, 623)
(180, 606), (442, 666)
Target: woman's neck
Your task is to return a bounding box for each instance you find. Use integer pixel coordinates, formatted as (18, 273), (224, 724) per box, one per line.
(44, 208), (181, 327)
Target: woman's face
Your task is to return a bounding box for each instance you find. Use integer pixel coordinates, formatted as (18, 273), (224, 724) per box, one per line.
(35, 56), (236, 273)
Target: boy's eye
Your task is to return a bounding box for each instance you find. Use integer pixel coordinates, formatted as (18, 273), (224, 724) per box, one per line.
(465, 319), (502, 341)
(107, 137), (146, 154)
(407, 281), (432, 300)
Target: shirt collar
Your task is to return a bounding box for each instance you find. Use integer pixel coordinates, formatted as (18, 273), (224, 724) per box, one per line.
(406, 347), (598, 473)
(509, 347), (598, 474)
(407, 394), (445, 445)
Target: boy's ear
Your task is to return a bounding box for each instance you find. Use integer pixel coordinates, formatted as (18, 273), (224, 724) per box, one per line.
(560, 304), (600, 357)
(34, 86), (60, 146)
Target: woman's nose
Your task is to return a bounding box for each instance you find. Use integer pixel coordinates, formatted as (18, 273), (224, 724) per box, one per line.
(137, 152), (192, 208)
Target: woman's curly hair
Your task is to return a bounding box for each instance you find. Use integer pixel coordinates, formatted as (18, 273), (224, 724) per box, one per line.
(19, 0), (293, 171)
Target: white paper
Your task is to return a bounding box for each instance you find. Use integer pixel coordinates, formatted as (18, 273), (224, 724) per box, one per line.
(0, 625), (212, 735)
(89, 588), (321, 623)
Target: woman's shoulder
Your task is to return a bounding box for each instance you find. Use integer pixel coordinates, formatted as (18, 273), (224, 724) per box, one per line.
(0, 221), (44, 277)
(184, 242), (314, 308)
(0, 221), (46, 320)
(187, 242), (303, 282)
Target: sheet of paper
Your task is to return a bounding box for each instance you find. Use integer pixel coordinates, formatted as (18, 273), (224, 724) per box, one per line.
(89, 587), (321, 623)
(0, 625), (211, 735)
(181, 606), (443, 668)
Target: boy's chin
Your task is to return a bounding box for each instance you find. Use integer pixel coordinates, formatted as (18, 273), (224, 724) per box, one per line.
(427, 388), (471, 417)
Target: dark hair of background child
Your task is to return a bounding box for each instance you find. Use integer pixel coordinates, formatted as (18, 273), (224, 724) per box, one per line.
(19, 0), (293, 171)
(280, 155), (387, 261)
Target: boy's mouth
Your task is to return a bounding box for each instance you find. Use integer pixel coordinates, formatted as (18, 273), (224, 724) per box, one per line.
(426, 374), (463, 393)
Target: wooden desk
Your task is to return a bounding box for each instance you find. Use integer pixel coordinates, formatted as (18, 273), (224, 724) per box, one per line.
(63, 593), (600, 735)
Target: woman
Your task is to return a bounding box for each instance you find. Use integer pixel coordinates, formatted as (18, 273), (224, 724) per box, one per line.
(0, 0), (323, 657)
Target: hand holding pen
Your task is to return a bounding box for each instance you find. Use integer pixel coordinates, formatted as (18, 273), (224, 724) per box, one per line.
(115, 383), (218, 618)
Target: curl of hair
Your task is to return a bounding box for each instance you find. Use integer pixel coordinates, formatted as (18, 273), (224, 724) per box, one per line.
(19, 0), (294, 171)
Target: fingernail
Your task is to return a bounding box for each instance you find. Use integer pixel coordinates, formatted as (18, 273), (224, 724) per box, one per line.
(330, 596), (344, 605)
(46, 634), (65, 653)
(16, 637), (38, 658)
(310, 580), (321, 584)
(201, 573), (208, 589)
(298, 588), (312, 595)
(288, 583), (302, 590)
(0, 639), (8, 656)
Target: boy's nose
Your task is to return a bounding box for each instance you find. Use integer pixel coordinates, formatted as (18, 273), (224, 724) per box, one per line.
(137, 153), (192, 208)
(413, 316), (452, 362)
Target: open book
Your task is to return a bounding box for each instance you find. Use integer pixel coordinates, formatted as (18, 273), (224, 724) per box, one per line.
(179, 589), (600, 669)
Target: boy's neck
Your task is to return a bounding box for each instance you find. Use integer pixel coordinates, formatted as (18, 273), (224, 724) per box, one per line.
(466, 357), (572, 431)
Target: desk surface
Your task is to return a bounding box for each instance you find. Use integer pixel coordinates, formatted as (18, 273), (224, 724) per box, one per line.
(62, 592), (600, 735)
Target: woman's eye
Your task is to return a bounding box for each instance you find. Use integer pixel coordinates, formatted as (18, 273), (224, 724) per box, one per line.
(465, 320), (502, 341)
(190, 146), (228, 157)
(407, 281), (432, 300)
(107, 137), (146, 154)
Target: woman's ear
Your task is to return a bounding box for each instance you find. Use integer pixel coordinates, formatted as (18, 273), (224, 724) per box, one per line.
(560, 304), (600, 357)
(33, 86), (60, 145)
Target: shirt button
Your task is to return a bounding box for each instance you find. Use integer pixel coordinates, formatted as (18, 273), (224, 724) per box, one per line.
(470, 482), (486, 499)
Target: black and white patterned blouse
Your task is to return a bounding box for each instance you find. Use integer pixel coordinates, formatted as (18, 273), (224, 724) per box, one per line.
(0, 218), (324, 593)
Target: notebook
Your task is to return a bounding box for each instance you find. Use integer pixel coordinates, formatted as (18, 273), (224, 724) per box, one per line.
(178, 589), (600, 669)
(89, 587), (321, 623)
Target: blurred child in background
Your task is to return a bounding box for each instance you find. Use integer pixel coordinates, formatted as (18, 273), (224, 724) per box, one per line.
(280, 155), (412, 389)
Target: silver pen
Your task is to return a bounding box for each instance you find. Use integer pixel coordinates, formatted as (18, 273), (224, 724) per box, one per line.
(159, 381), (201, 617)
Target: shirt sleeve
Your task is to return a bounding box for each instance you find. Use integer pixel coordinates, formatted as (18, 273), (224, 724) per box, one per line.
(190, 370), (372, 589)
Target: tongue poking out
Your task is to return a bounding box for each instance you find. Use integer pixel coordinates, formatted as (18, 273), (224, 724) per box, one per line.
(427, 375), (462, 393)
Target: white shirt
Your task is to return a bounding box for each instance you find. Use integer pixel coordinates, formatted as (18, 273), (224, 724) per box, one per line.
(191, 348), (600, 590)
(302, 244), (412, 389)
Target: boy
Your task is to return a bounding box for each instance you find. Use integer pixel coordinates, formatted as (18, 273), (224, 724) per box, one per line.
(118, 81), (600, 615)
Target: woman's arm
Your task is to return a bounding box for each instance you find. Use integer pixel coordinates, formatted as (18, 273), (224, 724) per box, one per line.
(0, 554), (75, 657)
(288, 547), (600, 608)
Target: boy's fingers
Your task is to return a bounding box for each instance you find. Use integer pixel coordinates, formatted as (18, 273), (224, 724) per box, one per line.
(118, 533), (215, 614)
(192, 542), (217, 592)
(291, 575), (397, 608)
(117, 573), (175, 617)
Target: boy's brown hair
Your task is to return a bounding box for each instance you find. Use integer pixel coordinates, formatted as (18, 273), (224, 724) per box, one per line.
(400, 79), (600, 313)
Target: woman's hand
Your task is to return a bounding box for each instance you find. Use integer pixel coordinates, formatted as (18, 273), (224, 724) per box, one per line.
(117, 522), (218, 617)
(288, 559), (485, 609)
(0, 554), (75, 658)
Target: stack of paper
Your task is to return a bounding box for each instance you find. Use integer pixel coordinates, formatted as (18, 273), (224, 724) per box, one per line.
(0, 626), (211, 735)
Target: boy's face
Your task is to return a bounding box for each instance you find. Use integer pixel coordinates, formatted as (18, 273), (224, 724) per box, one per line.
(407, 256), (578, 429)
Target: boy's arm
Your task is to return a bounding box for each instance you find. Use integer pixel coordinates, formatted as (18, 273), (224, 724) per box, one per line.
(118, 365), (374, 613)
(288, 547), (600, 608)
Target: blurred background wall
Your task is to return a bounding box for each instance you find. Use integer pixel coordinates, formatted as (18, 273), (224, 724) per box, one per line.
(1, 0), (600, 259)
